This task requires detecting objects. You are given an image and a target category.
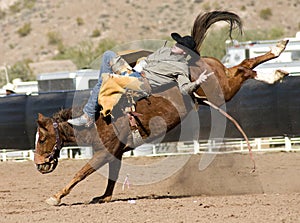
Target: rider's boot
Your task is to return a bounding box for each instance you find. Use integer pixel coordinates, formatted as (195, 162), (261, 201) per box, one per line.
(67, 113), (94, 127)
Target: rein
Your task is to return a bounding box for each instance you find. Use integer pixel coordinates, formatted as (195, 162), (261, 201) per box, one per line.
(202, 100), (256, 172)
(46, 121), (62, 162)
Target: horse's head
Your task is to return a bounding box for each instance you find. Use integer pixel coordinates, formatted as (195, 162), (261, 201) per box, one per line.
(34, 110), (75, 174)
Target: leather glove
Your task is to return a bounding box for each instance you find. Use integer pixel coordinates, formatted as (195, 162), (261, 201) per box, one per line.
(195, 70), (214, 85)
(133, 59), (147, 72)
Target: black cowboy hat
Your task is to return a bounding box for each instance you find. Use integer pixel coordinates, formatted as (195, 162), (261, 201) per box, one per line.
(171, 32), (196, 51)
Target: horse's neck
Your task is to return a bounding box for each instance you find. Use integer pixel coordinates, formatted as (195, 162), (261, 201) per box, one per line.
(222, 66), (255, 100)
(191, 57), (248, 104)
(58, 122), (77, 145)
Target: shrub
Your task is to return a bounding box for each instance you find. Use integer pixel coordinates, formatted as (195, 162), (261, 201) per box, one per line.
(0, 9), (6, 20)
(239, 27), (284, 41)
(201, 28), (230, 59)
(9, 1), (22, 13)
(212, 2), (221, 9)
(94, 39), (116, 56)
(76, 17), (84, 26)
(53, 39), (116, 69)
(17, 23), (32, 37)
(91, 28), (101, 38)
(47, 31), (62, 45)
(259, 8), (272, 20)
(200, 27), (285, 59)
(202, 2), (211, 10)
(57, 42), (66, 54)
(268, 27), (284, 39)
(9, 43), (15, 49)
(24, 0), (36, 9)
(8, 59), (34, 82)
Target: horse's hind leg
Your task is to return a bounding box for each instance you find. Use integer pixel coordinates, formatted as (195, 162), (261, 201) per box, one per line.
(238, 39), (289, 69)
(229, 40), (289, 84)
(90, 154), (123, 203)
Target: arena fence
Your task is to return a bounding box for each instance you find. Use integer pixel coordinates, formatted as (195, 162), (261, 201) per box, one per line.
(1, 136), (299, 162)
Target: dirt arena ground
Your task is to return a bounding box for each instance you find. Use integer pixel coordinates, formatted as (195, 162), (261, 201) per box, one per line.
(0, 152), (299, 223)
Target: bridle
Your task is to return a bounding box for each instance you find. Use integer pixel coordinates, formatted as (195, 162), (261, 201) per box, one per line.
(45, 120), (63, 163)
(35, 119), (64, 174)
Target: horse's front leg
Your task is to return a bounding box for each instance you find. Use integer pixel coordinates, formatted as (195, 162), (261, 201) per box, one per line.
(45, 150), (111, 206)
(46, 163), (95, 206)
(90, 153), (123, 203)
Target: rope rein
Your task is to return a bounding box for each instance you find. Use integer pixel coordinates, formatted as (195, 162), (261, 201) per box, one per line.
(202, 100), (256, 172)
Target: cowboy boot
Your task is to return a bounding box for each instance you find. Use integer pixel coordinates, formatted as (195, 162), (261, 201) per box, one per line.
(67, 113), (94, 127)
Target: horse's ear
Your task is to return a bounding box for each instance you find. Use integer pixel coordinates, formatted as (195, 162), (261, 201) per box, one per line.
(37, 113), (47, 127)
(38, 113), (44, 120)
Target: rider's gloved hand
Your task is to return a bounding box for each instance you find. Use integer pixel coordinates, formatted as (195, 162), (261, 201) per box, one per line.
(195, 70), (214, 85)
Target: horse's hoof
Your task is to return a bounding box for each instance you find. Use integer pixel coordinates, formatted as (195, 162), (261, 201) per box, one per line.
(275, 69), (289, 79)
(271, 40), (289, 56)
(90, 195), (112, 204)
(102, 195), (112, 203)
(45, 197), (61, 206)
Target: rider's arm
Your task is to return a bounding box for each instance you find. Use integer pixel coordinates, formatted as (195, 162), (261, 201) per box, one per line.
(178, 75), (200, 95)
(178, 70), (213, 95)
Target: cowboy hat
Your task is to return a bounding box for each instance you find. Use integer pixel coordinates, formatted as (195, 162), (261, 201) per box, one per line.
(3, 83), (15, 93)
(171, 32), (196, 51)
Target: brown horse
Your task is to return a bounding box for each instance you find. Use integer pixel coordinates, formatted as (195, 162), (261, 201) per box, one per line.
(34, 11), (289, 206)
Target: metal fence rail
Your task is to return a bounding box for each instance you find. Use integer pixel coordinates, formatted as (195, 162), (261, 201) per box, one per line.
(1, 136), (299, 162)
(137, 136), (300, 156)
(0, 149), (34, 162)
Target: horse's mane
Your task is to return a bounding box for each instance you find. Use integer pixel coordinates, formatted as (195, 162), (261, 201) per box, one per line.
(52, 108), (73, 122)
(191, 11), (243, 54)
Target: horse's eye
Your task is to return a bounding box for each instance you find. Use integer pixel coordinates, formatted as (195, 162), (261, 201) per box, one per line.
(39, 138), (46, 145)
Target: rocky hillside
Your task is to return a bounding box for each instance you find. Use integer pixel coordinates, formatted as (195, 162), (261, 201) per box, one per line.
(1, 0), (299, 68)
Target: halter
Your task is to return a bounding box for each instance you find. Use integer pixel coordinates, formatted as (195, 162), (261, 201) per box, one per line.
(46, 121), (62, 162)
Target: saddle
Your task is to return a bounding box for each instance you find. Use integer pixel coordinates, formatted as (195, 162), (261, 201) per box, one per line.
(97, 73), (150, 117)
(97, 53), (186, 148)
(98, 72), (190, 148)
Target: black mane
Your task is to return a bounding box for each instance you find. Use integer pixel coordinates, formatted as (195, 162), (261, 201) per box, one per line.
(53, 108), (73, 122)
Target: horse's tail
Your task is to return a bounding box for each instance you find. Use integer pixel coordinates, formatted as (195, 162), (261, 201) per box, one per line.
(191, 11), (243, 54)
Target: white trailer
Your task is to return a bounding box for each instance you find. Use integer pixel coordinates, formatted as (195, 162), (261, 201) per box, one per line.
(37, 69), (99, 92)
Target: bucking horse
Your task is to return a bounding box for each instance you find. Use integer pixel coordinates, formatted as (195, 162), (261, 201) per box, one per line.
(34, 11), (289, 205)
